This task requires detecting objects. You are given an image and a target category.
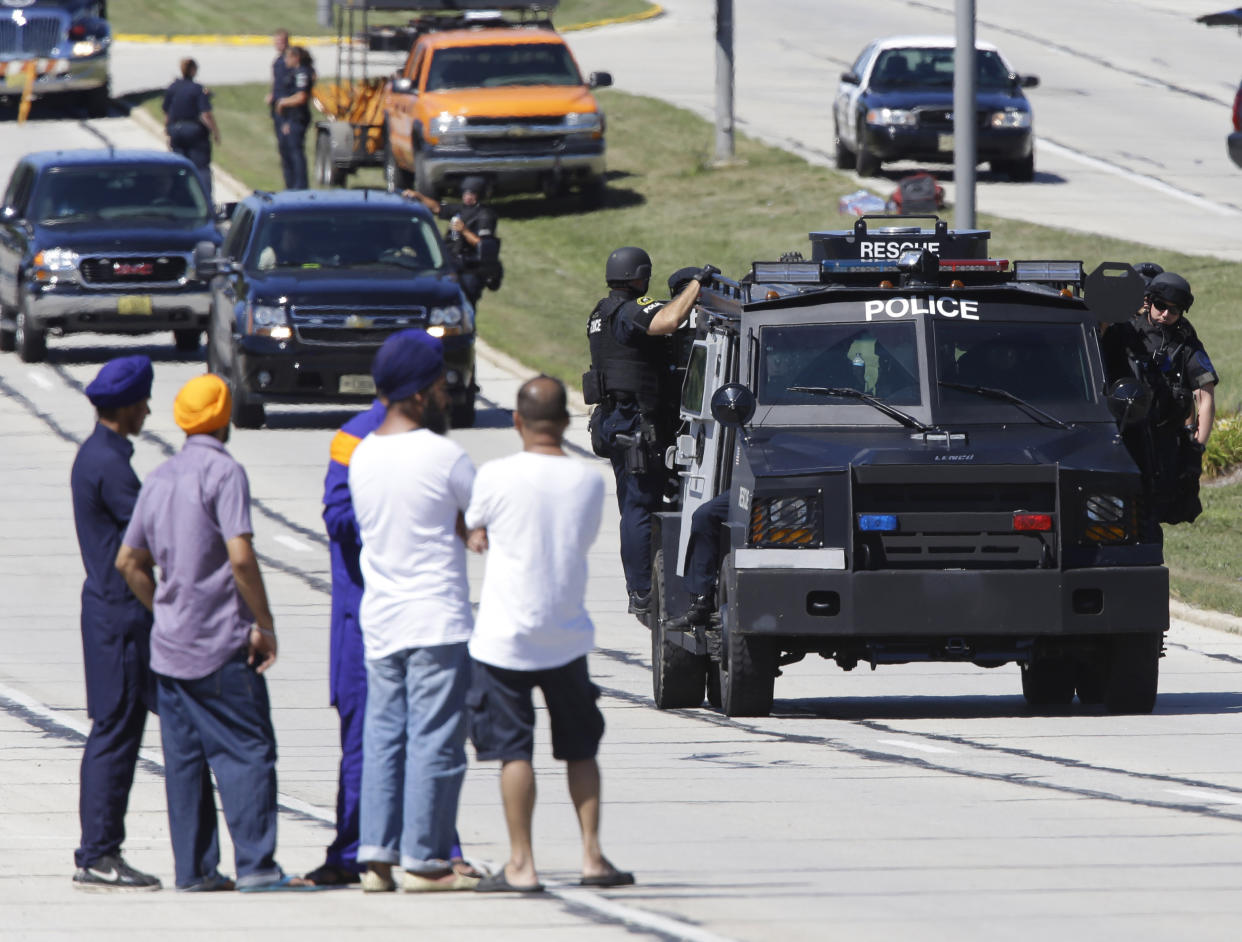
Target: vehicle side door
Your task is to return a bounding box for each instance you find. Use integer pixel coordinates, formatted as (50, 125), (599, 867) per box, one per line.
(0, 163), (38, 311)
(210, 204), (254, 368)
(836, 43), (876, 149)
(388, 40), (427, 167)
(672, 328), (736, 575)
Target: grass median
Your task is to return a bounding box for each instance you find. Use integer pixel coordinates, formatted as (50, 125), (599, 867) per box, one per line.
(112, 0), (653, 38)
(156, 83), (1242, 616)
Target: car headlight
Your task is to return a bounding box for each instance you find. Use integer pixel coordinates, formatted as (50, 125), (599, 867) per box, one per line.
(71, 38), (105, 57)
(428, 112), (468, 144)
(990, 109), (1031, 129)
(248, 302), (290, 339)
(564, 111), (603, 137)
(749, 494), (822, 547)
(33, 248), (80, 272)
(866, 107), (917, 128)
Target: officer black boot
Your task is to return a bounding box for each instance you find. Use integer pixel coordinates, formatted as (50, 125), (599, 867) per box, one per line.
(665, 593), (714, 631)
(627, 590), (651, 620)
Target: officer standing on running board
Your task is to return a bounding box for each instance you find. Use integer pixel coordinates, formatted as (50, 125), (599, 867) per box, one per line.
(582, 247), (715, 622)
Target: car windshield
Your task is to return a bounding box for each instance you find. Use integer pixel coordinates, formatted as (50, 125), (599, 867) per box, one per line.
(934, 321), (1094, 406)
(870, 48), (1014, 91)
(759, 322), (921, 406)
(425, 42), (582, 90)
(250, 211), (446, 273)
(33, 165), (209, 225)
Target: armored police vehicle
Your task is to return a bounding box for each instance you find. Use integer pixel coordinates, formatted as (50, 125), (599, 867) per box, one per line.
(650, 216), (1166, 717)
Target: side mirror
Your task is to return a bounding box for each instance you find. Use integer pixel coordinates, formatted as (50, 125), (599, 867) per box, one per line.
(1106, 377), (1151, 429)
(840, 70), (860, 85)
(194, 240), (223, 279)
(215, 201), (237, 223)
(392, 76), (414, 94)
(589, 71), (613, 89)
(710, 383), (756, 428)
(1019, 74), (1039, 89)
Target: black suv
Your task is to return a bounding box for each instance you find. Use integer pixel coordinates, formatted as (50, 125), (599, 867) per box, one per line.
(0, 149), (220, 362)
(196, 189), (477, 429)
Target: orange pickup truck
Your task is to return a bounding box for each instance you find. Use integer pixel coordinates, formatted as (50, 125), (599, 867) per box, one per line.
(380, 5), (612, 204)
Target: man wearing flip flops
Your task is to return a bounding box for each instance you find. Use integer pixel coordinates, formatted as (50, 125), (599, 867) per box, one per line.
(464, 375), (635, 893)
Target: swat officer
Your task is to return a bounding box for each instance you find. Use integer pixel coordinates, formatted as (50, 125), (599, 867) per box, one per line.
(70, 356), (161, 891)
(584, 247), (713, 620)
(404, 177), (500, 306)
(1102, 271), (1217, 537)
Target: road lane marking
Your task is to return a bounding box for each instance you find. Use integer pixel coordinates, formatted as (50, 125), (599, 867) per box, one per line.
(1167, 789), (1242, 806)
(553, 888), (738, 942)
(876, 738), (956, 755)
(26, 371), (52, 390)
(273, 534), (312, 553)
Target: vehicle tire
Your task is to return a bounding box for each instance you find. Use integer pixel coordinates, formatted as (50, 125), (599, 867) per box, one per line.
(1020, 658), (1075, 706)
(1008, 151), (1035, 183)
(0, 328), (13, 352)
(228, 360), (265, 429)
(834, 122), (856, 170)
(715, 566), (776, 717)
(413, 144), (435, 199)
(1102, 633), (1161, 715)
(705, 661), (722, 709)
(315, 130), (347, 188)
(855, 126), (881, 177)
(383, 135), (413, 194)
(450, 392), (476, 429)
(580, 175), (606, 209)
(1075, 656), (1106, 706)
(15, 298), (47, 364)
(650, 549), (708, 710)
(85, 84), (109, 119)
(173, 329), (201, 354)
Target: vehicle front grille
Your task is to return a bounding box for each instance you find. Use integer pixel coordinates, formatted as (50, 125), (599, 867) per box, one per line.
(469, 136), (564, 155)
(79, 256), (188, 286)
(290, 305), (427, 346)
(465, 115), (561, 127)
(916, 108), (990, 131)
(854, 480), (1056, 570)
(0, 14), (64, 58)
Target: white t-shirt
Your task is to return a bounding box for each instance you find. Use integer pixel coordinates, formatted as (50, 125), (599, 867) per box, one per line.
(465, 451), (605, 671)
(349, 428), (475, 659)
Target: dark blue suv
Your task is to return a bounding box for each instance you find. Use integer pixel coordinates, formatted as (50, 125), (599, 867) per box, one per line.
(196, 189), (477, 429)
(0, 149), (220, 362)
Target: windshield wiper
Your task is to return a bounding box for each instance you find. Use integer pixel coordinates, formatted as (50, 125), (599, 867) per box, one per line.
(787, 385), (933, 432)
(938, 381), (1071, 429)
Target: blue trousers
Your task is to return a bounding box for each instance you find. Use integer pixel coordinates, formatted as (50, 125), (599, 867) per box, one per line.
(277, 119), (308, 190)
(602, 406), (665, 597)
(157, 652), (282, 889)
(76, 633), (149, 868)
(323, 627), (366, 873)
(685, 493), (731, 596)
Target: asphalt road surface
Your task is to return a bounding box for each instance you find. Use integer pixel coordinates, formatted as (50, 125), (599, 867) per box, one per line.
(4, 7), (1242, 941)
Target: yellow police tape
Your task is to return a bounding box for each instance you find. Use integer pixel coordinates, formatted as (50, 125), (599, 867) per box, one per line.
(113, 4), (663, 44)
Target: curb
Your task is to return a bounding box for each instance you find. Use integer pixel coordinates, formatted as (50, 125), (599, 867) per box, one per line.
(1171, 598), (1242, 636)
(474, 338), (590, 416)
(112, 5), (663, 45)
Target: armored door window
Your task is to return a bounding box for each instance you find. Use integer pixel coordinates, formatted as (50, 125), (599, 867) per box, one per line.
(681, 343), (708, 416)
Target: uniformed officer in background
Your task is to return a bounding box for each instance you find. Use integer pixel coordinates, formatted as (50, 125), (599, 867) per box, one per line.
(273, 44), (314, 190)
(404, 176), (500, 307)
(265, 29), (290, 170)
(70, 356), (161, 891)
(162, 59), (220, 207)
(583, 247), (713, 621)
(1102, 270), (1218, 539)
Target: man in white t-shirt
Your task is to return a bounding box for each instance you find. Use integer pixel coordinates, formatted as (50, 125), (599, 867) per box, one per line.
(348, 330), (479, 894)
(465, 375), (634, 893)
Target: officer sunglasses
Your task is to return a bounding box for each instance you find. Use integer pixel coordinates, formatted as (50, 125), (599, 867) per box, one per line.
(1150, 299), (1183, 317)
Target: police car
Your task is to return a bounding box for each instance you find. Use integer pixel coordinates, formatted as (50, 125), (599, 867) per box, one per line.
(650, 216), (1166, 717)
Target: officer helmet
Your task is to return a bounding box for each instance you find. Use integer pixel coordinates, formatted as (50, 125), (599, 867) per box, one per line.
(460, 176), (486, 196)
(1145, 271), (1193, 313)
(606, 246), (652, 285)
(1134, 261), (1163, 286)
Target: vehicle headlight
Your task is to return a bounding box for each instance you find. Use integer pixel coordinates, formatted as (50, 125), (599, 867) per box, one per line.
(427, 304), (472, 337)
(33, 248), (80, 272)
(248, 302), (290, 339)
(749, 494), (822, 547)
(990, 109), (1031, 129)
(866, 107), (917, 128)
(564, 111), (603, 137)
(428, 112), (468, 144)
(1082, 493), (1132, 543)
(71, 38), (105, 57)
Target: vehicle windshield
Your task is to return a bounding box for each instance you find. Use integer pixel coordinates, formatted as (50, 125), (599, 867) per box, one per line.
(758, 322), (921, 406)
(870, 48), (1015, 91)
(250, 211), (446, 273)
(934, 321), (1094, 406)
(425, 43), (582, 90)
(33, 165), (209, 225)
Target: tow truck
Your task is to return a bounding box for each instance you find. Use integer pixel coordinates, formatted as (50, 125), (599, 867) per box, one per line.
(650, 216), (1167, 717)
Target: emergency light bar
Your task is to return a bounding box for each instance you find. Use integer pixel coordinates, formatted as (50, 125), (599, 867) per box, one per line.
(1013, 260), (1084, 284)
(939, 259), (1009, 272)
(752, 261), (823, 283)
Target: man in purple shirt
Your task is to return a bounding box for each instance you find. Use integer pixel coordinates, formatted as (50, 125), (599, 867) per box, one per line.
(117, 374), (309, 893)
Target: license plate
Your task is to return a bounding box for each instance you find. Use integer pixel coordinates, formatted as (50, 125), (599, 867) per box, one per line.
(116, 295), (153, 316)
(340, 374), (376, 395)
(938, 134), (954, 153)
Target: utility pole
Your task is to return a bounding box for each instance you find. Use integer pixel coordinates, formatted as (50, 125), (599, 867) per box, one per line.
(953, 0), (976, 228)
(318, 0), (333, 28)
(715, 0), (735, 163)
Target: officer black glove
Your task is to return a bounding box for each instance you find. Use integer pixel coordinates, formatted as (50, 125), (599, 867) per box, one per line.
(668, 266), (701, 297)
(694, 264), (720, 285)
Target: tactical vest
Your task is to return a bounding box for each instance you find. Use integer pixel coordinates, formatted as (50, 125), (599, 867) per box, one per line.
(587, 293), (666, 411)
